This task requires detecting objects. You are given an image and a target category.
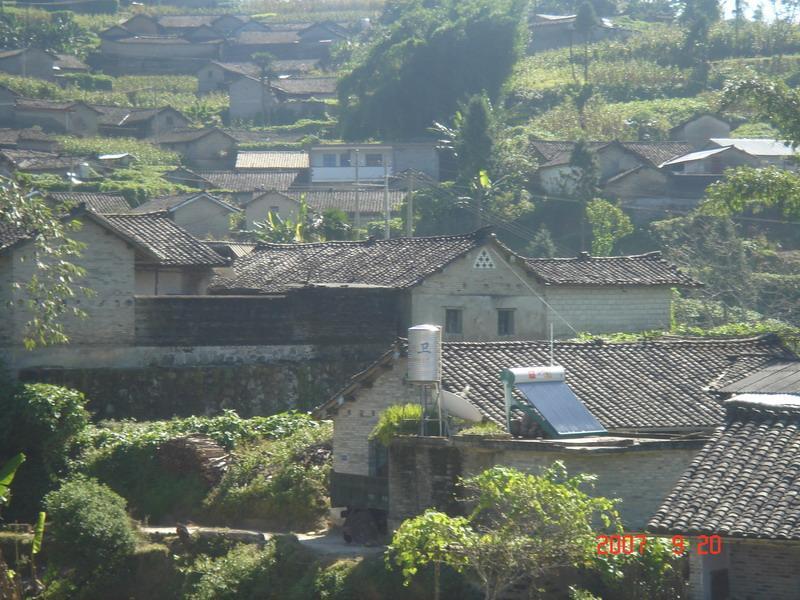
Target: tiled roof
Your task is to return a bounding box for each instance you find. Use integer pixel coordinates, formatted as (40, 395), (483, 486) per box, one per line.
(115, 36), (221, 45)
(235, 150), (309, 170)
(156, 15), (230, 28)
(195, 170), (300, 191)
(284, 189), (405, 214)
(273, 58), (320, 73)
(718, 362), (800, 395)
(234, 30), (300, 44)
(48, 192), (131, 213)
(101, 212), (227, 266)
(620, 142), (694, 166)
(273, 76), (337, 96)
(207, 61), (260, 78)
(0, 149), (78, 171)
(54, 53), (88, 71)
(0, 221), (27, 252)
(154, 127), (233, 144)
(130, 192), (238, 214)
(0, 128), (54, 145)
(15, 98), (97, 112)
(222, 128), (303, 144)
(648, 394), (800, 540)
(437, 337), (793, 430)
(524, 251), (700, 286)
(210, 229), (490, 293)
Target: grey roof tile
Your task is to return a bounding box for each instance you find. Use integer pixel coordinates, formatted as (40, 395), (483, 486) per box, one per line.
(48, 192), (131, 213)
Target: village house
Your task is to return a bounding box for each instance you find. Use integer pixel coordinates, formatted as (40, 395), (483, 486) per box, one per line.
(131, 191), (240, 239)
(0, 149), (85, 178)
(0, 85), (20, 124)
(668, 113), (732, 149)
(660, 145), (760, 175)
(93, 106), (191, 138)
(0, 128), (59, 153)
(109, 14), (258, 39)
(13, 99), (101, 137)
(0, 48), (57, 79)
(209, 229), (699, 338)
(197, 61), (259, 94)
(223, 22), (347, 61)
(234, 150), (309, 171)
(92, 35), (224, 75)
(309, 142), (440, 184)
(163, 167), (301, 204)
(528, 14), (629, 52)
(227, 75), (335, 122)
(705, 137), (799, 168)
(52, 53), (90, 77)
(240, 188), (406, 228)
(0, 207), (228, 351)
(152, 127), (237, 169)
(46, 191), (131, 213)
(649, 390), (800, 600)
(316, 333), (795, 533)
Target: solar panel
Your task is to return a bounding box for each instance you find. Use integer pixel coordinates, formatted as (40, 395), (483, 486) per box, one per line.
(515, 381), (607, 437)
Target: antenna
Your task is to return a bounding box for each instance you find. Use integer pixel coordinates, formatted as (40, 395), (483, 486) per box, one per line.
(549, 323), (554, 366)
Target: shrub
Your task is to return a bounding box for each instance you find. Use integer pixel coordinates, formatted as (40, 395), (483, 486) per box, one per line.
(456, 420), (508, 437)
(43, 476), (137, 574)
(204, 420), (332, 531)
(59, 73), (113, 91)
(369, 404), (422, 445)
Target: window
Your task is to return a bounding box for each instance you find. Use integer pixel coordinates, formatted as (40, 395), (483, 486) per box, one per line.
(445, 308), (463, 335)
(339, 152), (351, 167)
(365, 153), (383, 167)
(473, 248), (496, 269)
(322, 153), (336, 167)
(368, 439), (388, 477)
(497, 309), (515, 336)
(270, 205), (280, 214)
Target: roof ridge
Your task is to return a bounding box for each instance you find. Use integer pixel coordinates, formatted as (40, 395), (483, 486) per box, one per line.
(439, 334), (783, 347)
(255, 228), (492, 250)
(525, 251), (663, 262)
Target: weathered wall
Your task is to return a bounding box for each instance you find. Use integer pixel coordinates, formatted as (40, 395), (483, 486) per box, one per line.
(2, 216), (136, 348)
(229, 78), (277, 121)
(545, 285), (672, 337)
(244, 192), (297, 228)
(688, 539), (800, 600)
(171, 199), (235, 240)
(135, 288), (400, 346)
(20, 342), (387, 419)
(411, 246), (548, 340)
(388, 436), (704, 531)
(671, 116), (731, 149)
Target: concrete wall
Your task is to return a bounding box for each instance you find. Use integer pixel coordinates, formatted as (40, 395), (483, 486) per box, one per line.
(171, 198), (235, 239)
(688, 539), (800, 600)
(101, 39), (222, 60)
(134, 267), (210, 295)
(244, 191), (298, 228)
(14, 106), (99, 136)
(197, 63), (231, 94)
(411, 246), (548, 340)
(538, 164), (580, 195)
(0, 50), (54, 79)
(606, 167), (671, 201)
(544, 285), (673, 337)
(2, 216), (136, 349)
(162, 132), (235, 169)
(229, 77), (277, 121)
(393, 144), (439, 181)
(388, 436), (703, 531)
(596, 144), (643, 181)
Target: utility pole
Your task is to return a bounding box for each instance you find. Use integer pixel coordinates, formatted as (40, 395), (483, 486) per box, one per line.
(354, 148), (361, 236)
(406, 171), (415, 237)
(383, 158), (390, 239)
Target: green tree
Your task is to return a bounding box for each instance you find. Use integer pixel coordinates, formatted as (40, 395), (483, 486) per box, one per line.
(0, 182), (90, 349)
(574, 1), (599, 85)
(388, 464), (619, 600)
(252, 52), (277, 124)
(723, 77), (800, 146)
(701, 166), (800, 220)
(586, 199), (633, 255)
(569, 140), (600, 251)
(337, 0), (526, 140)
(679, 0), (721, 90)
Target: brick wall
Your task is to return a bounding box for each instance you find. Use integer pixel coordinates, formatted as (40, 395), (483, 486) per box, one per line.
(134, 288), (400, 346)
(545, 285), (672, 336)
(689, 539), (800, 600)
(388, 436), (703, 531)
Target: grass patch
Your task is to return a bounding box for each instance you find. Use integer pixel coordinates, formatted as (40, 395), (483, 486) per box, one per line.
(55, 136), (180, 166)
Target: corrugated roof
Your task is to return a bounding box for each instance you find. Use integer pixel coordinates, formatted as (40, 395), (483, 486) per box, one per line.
(718, 362), (800, 395)
(649, 394), (800, 540)
(708, 138), (797, 157)
(235, 150), (309, 170)
(660, 146), (732, 167)
(525, 251), (700, 286)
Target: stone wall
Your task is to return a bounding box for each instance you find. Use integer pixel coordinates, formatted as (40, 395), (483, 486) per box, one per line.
(388, 436), (704, 531)
(689, 538), (800, 600)
(545, 285), (672, 337)
(20, 342), (388, 419)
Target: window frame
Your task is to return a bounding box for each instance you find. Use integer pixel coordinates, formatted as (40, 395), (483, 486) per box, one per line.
(497, 308), (515, 336)
(444, 308), (463, 335)
(365, 153), (383, 167)
(322, 153), (337, 167)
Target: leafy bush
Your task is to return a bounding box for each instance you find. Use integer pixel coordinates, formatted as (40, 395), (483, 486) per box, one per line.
(204, 420), (332, 530)
(369, 404), (422, 445)
(44, 476), (137, 574)
(456, 421), (508, 437)
(56, 136), (180, 166)
(59, 72), (113, 91)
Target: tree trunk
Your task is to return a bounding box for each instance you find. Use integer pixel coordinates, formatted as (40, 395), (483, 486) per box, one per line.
(434, 561), (441, 600)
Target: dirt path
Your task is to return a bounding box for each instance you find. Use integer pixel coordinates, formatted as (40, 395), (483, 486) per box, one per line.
(141, 525), (384, 558)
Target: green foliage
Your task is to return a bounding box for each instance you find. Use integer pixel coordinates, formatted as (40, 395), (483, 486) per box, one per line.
(59, 72), (113, 91)
(369, 403), (423, 446)
(593, 536), (688, 599)
(586, 199), (633, 255)
(456, 421), (508, 437)
(702, 166), (800, 220)
(43, 476), (137, 575)
(338, 0), (526, 140)
(723, 77), (800, 146)
(0, 11), (90, 55)
(0, 454), (25, 507)
(55, 136), (180, 166)
(0, 182), (91, 349)
(204, 420), (332, 531)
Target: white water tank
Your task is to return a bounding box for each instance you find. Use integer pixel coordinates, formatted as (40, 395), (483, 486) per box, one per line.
(501, 366), (565, 385)
(407, 324), (442, 382)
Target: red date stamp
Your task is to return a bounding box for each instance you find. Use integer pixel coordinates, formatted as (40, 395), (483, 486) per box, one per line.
(596, 534), (723, 556)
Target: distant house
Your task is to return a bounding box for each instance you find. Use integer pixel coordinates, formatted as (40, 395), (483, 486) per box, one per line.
(234, 150), (309, 170)
(660, 145), (760, 175)
(46, 191), (131, 213)
(13, 99), (101, 137)
(669, 113), (731, 149)
(705, 137), (798, 168)
(0, 48), (56, 79)
(164, 167), (301, 204)
(94, 36), (223, 75)
(0, 128), (59, 153)
(227, 75), (335, 121)
(528, 14), (629, 52)
(0, 207), (228, 349)
(0, 149), (84, 178)
(0, 85), (20, 124)
(227, 75), (279, 122)
(93, 106), (191, 138)
(197, 61), (260, 94)
(318, 334), (793, 532)
(131, 191), (240, 239)
(309, 142), (440, 184)
(152, 127), (236, 169)
(53, 53), (90, 75)
(649, 393), (800, 600)
(112, 14), (254, 39)
(210, 229), (699, 338)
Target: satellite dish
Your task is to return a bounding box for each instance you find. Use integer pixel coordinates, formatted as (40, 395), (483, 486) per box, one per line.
(441, 390), (482, 422)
